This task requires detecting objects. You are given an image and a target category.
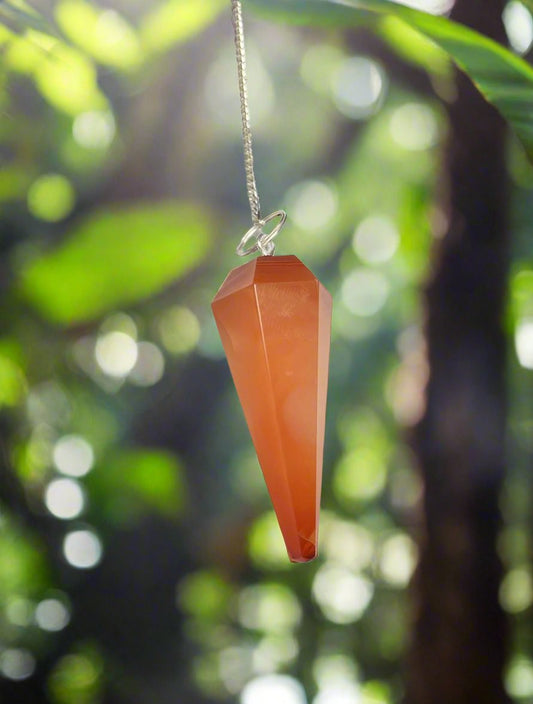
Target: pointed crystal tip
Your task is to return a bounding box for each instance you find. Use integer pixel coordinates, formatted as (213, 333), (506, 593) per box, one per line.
(290, 538), (318, 563)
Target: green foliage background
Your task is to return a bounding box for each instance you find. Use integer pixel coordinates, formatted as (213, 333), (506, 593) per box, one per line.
(0, 0), (532, 702)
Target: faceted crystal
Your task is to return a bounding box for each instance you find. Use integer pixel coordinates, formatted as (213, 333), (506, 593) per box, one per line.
(212, 256), (332, 562)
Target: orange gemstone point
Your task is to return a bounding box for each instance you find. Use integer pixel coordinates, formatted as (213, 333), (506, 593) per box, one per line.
(212, 256), (332, 563)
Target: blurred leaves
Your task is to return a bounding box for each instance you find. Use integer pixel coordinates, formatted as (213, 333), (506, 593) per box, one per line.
(89, 449), (186, 523)
(48, 647), (103, 704)
(56, 0), (142, 70)
(250, 0), (533, 161)
(18, 202), (212, 325)
(178, 570), (233, 621)
(0, 0), (54, 36)
(141, 0), (225, 53)
(0, 520), (50, 599)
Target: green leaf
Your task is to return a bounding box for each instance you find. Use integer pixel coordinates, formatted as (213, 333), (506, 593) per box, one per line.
(140, 0), (225, 53)
(249, 0), (533, 161)
(88, 449), (187, 523)
(18, 202), (212, 325)
(56, 0), (143, 71)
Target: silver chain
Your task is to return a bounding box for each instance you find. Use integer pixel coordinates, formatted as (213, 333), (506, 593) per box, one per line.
(231, 0), (261, 225)
(231, 0), (286, 257)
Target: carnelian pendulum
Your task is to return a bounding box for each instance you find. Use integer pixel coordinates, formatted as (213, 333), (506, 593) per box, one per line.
(214, 0), (332, 562)
(212, 255), (332, 562)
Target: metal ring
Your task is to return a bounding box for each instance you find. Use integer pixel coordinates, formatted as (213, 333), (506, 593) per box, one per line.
(236, 210), (287, 257)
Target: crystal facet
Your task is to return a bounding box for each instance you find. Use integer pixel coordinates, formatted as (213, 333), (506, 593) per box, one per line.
(212, 256), (332, 562)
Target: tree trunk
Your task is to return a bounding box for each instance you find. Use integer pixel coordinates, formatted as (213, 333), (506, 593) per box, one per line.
(405, 0), (510, 702)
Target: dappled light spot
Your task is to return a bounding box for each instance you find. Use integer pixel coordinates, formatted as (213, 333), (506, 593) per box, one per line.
(515, 319), (533, 369)
(313, 682), (362, 704)
(353, 216), (399, 265)
(45, 479), (85, 520)
(53, 435), (94, 477)
(241, 674), (307, 704)
(334, 448), (387, 504)
(95, 331), (138, 377)
(248, 511), (290, 570)
(503, 2), (533, 54)
(313, 653), (359, 690)
(27, 174), (75, 222)
(73, 110), (116, 150)
(5, 597), (33, 627)
(177, 570), (232, 621)
(321, 517), (374, 571)
(312, 564), (374, 624)
(378, 533), (418, 587)
(506, 656), (533, 698)
(128, 341), (165, 387)
(238, 584), (301, 633)
(0, 648), (35, 681)
(63, 529), (102, 569)
(390, 103), (439, 151)
(158, 305), (201, 355)
(35, 598), (70, 632)
(286, 180), (338, 231)
(300, 44), (344, 95)
(341, 270), (389, 317)
(332, 57), (385, 120)
(500, 567), (533, 614)
(253, 635), (298, 674)
(219, 645), (255, 695)
(392, 0), (453, 13)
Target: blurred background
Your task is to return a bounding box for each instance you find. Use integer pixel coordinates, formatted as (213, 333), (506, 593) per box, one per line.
(0, 0), (532, 702)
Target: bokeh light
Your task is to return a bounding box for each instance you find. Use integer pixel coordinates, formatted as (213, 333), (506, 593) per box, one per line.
(378, 533), (418, 587)
(35, 598), (71, 632)
(332, 57), (385, 120)
(353, 216), (400, 264)
(53, 435), (94, 477)
(506, 656), (533, 698)
(157, 305), (201, 355)
(500, 567), (533, 613)
(503, 1), (533, 54)
(241, 675), (307, 704)
(286, 180), (338, 231)
(128, 341), (165, 386)
(45, 478), (85, 519)
(0, 648), (36, 681)
(515, 318), (533, 368)
(95, 331), (138, 377)
(238, 584), (302, 633)
(27, 174), (76, 222)
(73, 109), (116, 149)
(341, 270), (389, 317)
(312, 564), (374, 624)
(389, 103), (439, 151)
(63, 529), (102, 569)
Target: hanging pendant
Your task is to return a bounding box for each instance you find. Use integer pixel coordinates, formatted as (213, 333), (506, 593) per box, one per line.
(212, 254), (332, 562)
